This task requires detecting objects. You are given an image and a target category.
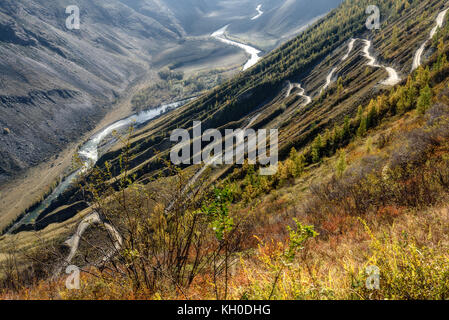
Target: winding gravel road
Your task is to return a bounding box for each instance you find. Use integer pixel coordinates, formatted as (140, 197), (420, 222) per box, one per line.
(321, 38), (357, 95)
(362, 39), (401, 86)
(412, 8), (449, 71)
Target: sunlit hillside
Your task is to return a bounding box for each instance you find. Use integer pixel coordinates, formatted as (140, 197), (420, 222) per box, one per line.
(1, 0), (449, 301)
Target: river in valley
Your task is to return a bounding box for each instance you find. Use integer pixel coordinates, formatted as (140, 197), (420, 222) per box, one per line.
(211, 25), (262, 71)
(7, 99), (190, 234)
(251, 4), (264, 20)
(9, 9), (266, 234)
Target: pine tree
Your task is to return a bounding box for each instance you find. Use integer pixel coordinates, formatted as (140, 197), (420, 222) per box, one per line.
(289, 147), (297, 161)
(332, 126), (343, 146)
(442, 54), (449, 68)
(343, 116), (351, 140)
(391, 26), (399, 48)
(405, 76), (417, 110)
(311, 135), (323, 163)
(289, 147), (306, 177)
(335, 149), (347, 177)
(376, 94), (388, 117)
(357, 116), (367, 137)
(438, 38), (445, 54)
(356, 105), (364, 127)
(367, 99), (378, 128)
(417, 84), (432, 114)
(337, 77), (344, 97)
(416, 66), (431, 88)
(397, 86), (407, 114)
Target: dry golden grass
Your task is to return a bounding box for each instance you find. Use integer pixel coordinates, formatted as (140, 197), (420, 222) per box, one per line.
(3, 101), (449, 300)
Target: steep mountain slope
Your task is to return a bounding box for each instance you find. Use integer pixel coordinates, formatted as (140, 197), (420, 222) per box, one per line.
(0, 0), (345, 229)
(0, 0), (185, 184)
(0, 0), (437, 232)
(0, 0), (341, 187)
(6, 0), (447, 233)
(2, 0), (449, 299)
(229, 0), (343, 49)
(123, 0), (343, 48)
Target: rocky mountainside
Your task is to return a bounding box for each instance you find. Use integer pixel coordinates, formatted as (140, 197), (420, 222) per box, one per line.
(0, 0), (341, 185)
(0, 0), (186, 184)
(7, 0), (447, 235)
(228, 0), (343, 48)
(3, 0), (449, 300)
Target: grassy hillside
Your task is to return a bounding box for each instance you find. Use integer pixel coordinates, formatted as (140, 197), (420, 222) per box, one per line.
(2, 0), (449, 300)
(24, 0), (443, 225)
(0, 0), (343, 226)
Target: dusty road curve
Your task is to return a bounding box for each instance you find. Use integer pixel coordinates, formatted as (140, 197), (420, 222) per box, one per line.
(362, 39), (401, 86)
(412, 8), (449, 71)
